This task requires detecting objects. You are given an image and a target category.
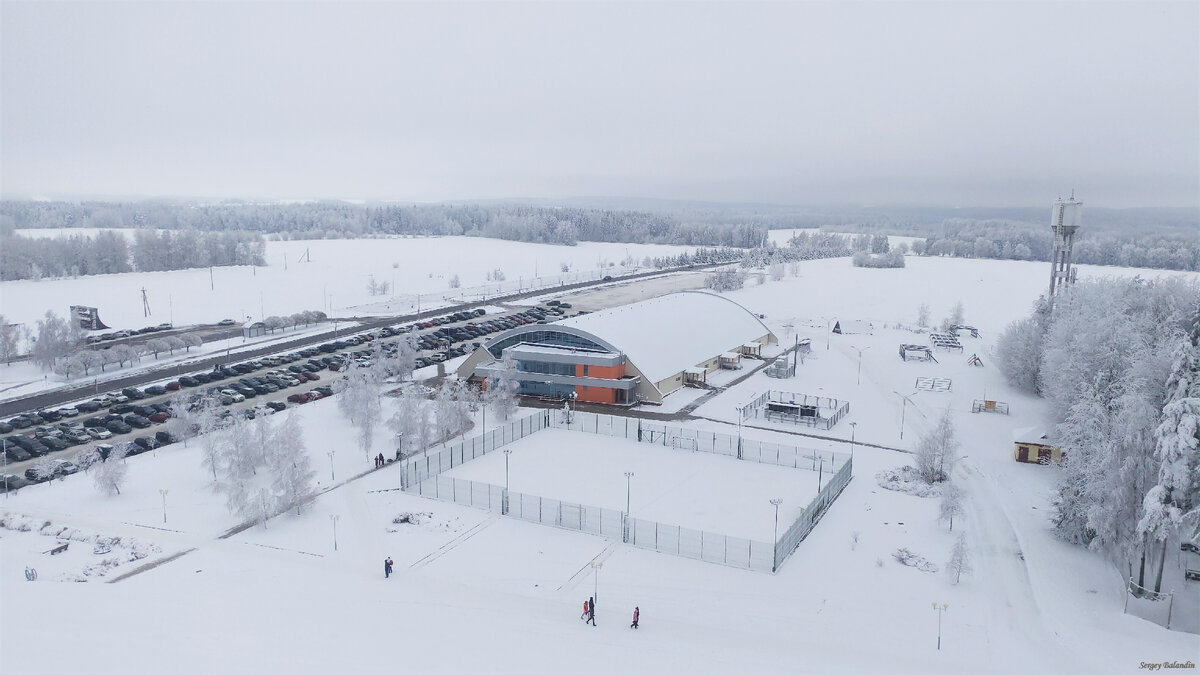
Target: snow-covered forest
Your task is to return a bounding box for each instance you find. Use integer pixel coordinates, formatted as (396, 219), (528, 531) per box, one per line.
(0, 227), (266, 280)
(997, 277), (1200, 591)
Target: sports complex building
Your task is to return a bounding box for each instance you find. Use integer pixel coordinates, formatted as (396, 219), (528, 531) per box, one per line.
(456, 291), (778, 405)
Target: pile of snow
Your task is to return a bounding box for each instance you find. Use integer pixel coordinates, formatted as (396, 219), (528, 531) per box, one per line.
(876, 466), (944, 498)
(0, 511), (160, 582)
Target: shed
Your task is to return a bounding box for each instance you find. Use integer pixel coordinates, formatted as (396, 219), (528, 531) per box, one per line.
(684, 367), (707, 384)
(719, 352), (743, 369)
(1013, 427), (1064, 465)
(243, 321), (267, 339)
(739, 342), (762, 358)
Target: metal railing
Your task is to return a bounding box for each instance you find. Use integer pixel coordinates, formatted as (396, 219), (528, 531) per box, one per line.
(400, 410), (851, 573)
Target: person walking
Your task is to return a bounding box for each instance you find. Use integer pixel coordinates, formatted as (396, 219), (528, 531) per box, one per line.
(586, 596), (596, 626)
(384, 557), (393, 578)
(581, 599), (589, 621)
(630, 606), (639, 629)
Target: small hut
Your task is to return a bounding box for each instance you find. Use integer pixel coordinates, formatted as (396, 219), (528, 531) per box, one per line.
(1013, 427), (1064, 465)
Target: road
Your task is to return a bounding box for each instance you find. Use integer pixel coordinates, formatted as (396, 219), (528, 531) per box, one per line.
(0, 262), (725, 418)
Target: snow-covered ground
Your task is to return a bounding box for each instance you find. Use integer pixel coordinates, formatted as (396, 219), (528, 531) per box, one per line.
(0, 236), (695, 331)
(2, 253), (1197, 674)
(440, 428), (818, 540)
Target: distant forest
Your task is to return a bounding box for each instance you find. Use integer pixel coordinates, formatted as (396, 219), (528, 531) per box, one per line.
(0, 199), (1195, 279)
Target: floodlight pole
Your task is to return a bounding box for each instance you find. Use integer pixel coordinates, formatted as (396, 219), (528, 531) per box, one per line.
(327, 450), (336, 481)
(624, 471), (634, 543)
(3, 439), (7, 499)
(503, 449), (512, 515)
(894, 391), (917, 440)
(331, 514), (340, 551)
(770, 498), (783, 572)
(853, 346), (869, 385)
(590, 561), (603, 604)
(160, 488), (169, 523)
(849, 422), (857, 460)
(932, 602), (949, 650)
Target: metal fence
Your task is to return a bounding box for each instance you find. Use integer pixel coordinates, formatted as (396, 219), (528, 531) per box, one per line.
(401, 410), (851, 573)
(739, 390), (851, 431)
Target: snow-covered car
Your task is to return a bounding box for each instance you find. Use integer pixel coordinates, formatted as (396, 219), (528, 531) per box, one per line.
(87, 427), (113, 440)
(220, 389), (245, 403)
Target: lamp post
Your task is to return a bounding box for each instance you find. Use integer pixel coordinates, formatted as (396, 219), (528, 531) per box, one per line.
(327, 450), (336, 481)
(396, 433), (404, 490)
(159, 488), (168, 523)
(330, 514), (340, 551)
(590, 560), (603, 604)
(624, 471), (634, 542)
(503, 449), (512, 515)
(852, 346), (870, 385)
(849, 421), (857, 460)
(569, 391), (577, 427)
(770, 498), (783, 572)
(932, 602), (949, 650)
(894, 391), (917, 440)
(2, 438), (8, 499)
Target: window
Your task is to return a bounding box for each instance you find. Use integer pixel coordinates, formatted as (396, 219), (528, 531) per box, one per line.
(582, 365), (589, 376)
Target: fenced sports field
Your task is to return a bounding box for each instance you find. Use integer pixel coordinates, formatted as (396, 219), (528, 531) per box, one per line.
(399, 410), (851, 573)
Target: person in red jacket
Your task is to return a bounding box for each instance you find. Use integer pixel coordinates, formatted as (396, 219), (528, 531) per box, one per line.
(630, 606), (639, 629)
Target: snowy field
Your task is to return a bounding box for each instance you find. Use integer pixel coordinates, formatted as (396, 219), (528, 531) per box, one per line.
(440, 428), (818, 541)
(0, 236), (696, 331)
(2, 253), (1198, 674)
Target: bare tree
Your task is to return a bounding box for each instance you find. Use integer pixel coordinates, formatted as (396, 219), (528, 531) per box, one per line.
(93, 443), (129, 495)
(914, 407), (959, 484)
(939, 480), (964, 531)
(946, 533), (972, 583)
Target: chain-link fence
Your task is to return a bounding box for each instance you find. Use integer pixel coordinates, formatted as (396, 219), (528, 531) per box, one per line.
(400, 409), (851, 573)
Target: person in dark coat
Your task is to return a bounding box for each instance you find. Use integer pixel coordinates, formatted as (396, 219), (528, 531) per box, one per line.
(630, 606), (639, 629)
(384, 557), (393, 578)
(586, 597), (596, 626)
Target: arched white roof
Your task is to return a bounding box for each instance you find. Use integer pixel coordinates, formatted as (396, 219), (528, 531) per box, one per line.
(555, 291), (774, 384)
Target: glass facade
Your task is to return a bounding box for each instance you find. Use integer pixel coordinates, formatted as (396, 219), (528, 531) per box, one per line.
(516, 381), (576, 398)
(488, 330), (607, 358)
(516, 360), (575, 376)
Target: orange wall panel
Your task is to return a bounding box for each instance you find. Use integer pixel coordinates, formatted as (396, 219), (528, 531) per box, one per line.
(575, 386), (615, 404)
(574, 363), (625, 379)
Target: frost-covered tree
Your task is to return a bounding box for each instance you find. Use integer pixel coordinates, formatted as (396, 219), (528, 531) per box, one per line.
(165, 336), (186, 354)
(916, 303), (930, 329)
(1138, 319), (1200, 592)
(435, 379), (473, 441)
(914, 407), (958, 484)
(32, 310), (71, 370)
(768, 263), (785, 282)
(704, 268), (746, 292)
(486, 356), (521, 421)
(93, 443), (129, 495)
(80, 350), (106, 375)
(268, 412), (317, 514)
(996, 301), (1049, 394)
(182, 334), (203, 352)
(75, 446), (101, 474)
(0, 316), (22, 364)
(53, 353), (86, 380)
(388, 383), (430, 457)
(448, 274), (461, 289)
(940, 301), (965, 331)
(144, 338), (168, 359)
(31, 456), (58, 482)
(336, 360), (383, 456)
(394, 333), (418, 381)
(939, 480), (964, 531)
(946, 533), (972, 584)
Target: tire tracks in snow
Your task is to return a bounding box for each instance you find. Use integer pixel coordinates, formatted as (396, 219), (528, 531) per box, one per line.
(409, 514), (499, 569)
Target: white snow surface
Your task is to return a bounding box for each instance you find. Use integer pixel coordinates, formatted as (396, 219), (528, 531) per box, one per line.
(2, 251), (1198, 674)
(0, 236), (696, 331)
(555, 290), (774, 384)
(441, 428), (817, 540)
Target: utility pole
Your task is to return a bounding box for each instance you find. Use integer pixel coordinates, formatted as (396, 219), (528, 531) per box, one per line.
(770, 498), (783, 572)
(894, 391), (918, 440)
(331, 514), (340, 551)
(849, 421), (857, 460)
(932, 602), (949, 650)
(160, 489), (169, 523)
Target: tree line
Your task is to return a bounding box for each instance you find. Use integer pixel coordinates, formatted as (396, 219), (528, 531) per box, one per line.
(996, 277), (1200, 593)
(0, 227), (266, 281)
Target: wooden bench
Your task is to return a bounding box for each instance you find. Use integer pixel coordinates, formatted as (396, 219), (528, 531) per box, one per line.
(47, 542), (69, 555)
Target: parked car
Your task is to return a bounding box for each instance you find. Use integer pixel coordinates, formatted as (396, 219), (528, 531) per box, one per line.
(148, 412), (169, 423)
(110, 403), (135, 415)
(64, 430), (91, 444)
(124, 415), (152, 429)
(1, 474), (31, 491)
(42, 437), (70, 452)
(287, 393), (310, 404)
(106, 420), (132, 435)
(4, 446), (32, 462)
(75, 401), (102, 413)
(133, 437), (158, 452)
(217, 318), (236, 326)
(165, 381), (182, 391)
(154, 431), (175, 445)
(265, 401), (287, 412)
(220, 389), (245, 403)
(86, 427), (113, 440)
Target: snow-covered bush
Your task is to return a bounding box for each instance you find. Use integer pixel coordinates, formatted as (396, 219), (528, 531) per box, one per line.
(913, 408), (958, 484)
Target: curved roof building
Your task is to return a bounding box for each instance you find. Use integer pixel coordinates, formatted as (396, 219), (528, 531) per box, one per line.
(457, 291), (777, 405)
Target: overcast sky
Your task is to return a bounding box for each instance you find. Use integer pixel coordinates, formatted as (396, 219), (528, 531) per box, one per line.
(2, 2), (1196, 207)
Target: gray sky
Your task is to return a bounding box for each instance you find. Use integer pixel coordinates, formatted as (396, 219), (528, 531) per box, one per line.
(2, 2), (1197, 207)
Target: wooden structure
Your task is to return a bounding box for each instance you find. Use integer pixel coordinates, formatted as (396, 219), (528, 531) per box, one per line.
(1013, 427), (1063, 465)
(966, 353), (984, 367)
(899, 344), (937, 362)
(739, 342), (763, 358)
(719, 352), (743, 370)
(971, 399), (1008, 415)
(915, 377), (952, 392)
(684, 367), (707, 385)
(929, 332), (963, 352)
